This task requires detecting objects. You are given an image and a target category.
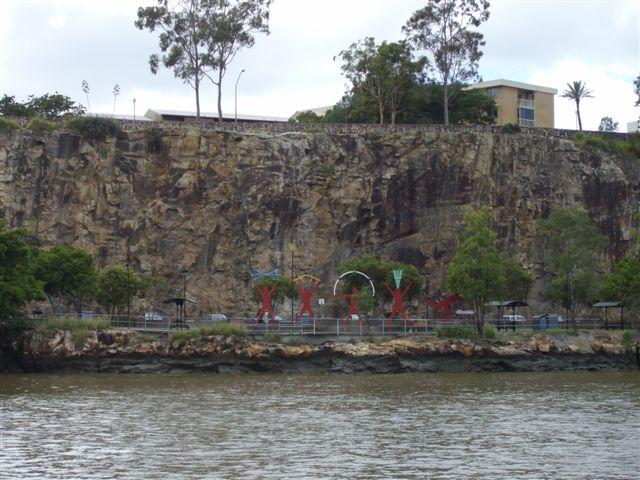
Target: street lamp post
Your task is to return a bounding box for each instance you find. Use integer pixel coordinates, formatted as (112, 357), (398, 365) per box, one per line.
(125, 259), (132, 322)
(422, 268), (430, 321)
(181, 267), (189, 325)
(235, 69), (245, 124)
(133, 98), (136, 121)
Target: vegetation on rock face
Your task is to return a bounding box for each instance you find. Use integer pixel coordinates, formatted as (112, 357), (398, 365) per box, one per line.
(540, 208), (606, 331)
(573, 132), (640, 160)
(0, 117), (20, 130)
(65, 116), (121, 140)
(501, 122), (521, 134)
(37, 317), (109, 335)
(27, 117), (57, 131)
(436, 325), (477, 339)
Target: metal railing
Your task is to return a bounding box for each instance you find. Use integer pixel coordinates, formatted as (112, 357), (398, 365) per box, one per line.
(25, 313), (634, 336)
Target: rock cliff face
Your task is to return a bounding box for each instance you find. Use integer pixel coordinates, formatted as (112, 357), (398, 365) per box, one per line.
(1, 125), (638, 315)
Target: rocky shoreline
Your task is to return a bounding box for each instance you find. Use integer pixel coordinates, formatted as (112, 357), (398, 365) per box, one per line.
(3, 329), (639, 374)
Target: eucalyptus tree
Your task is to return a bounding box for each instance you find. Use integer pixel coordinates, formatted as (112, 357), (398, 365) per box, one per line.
(136, 0), (212, 118)
(403, 0), (490, 126)
(201, 0), (272, 122)
(337, 37), (425, 124)
(561, 81), (593, 131)
(446, 207), (506, 335)
(540, 208), (606, 331)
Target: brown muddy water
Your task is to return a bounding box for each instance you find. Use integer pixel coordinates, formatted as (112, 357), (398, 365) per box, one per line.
(1, 372), (639, 479)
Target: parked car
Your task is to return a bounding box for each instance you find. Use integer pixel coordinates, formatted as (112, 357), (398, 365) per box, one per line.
(203, 313), (228, 324)
(144, 311), (164, 322)
(502, 314), (525, 323)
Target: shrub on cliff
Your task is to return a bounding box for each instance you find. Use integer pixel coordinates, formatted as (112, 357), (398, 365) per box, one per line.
(0, 117), (20, 131)
(27, 117), (56, 132)
(66, 116), (121, 140)
(573, 132), (640, 159)
(501, 123), (521, 134)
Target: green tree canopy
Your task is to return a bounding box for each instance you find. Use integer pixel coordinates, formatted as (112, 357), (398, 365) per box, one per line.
(96, 266), (142, 315)
(598, 116), (618, 132)
(601, 251), (640, 312)
(136, 0), (272, 121)
(0, 223), (45, 323)
(503, 258), (533, 302)
(540, 208), (606, 329)
(337, 37), (425, 124)
(0, 93), (84, 118)
(336, 255), (421, 314)
(445, 207), (506, 334)
(32, 245), (97, 313)
(403, 0), (490, 126)
(251, 276), (298, 312)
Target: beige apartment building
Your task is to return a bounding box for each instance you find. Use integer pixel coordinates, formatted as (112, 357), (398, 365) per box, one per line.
(464, 79), (558, 128)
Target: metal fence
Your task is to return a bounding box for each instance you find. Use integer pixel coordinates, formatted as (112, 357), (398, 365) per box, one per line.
(27, 313), (634, 336)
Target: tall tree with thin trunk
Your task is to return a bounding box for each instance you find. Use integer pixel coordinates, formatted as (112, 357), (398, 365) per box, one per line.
(136, 0), (214, 119)
(201, 0), (272, 122)
(403, 0), (490, 126)
(561, 81), (593, 131)
(336, 38), (425, 124)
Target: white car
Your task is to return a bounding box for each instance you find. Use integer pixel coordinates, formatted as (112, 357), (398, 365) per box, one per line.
(144, 311), (164, 322)
(502, 314), (525, 322)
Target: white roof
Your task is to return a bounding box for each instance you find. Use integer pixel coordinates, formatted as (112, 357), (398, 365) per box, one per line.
(291, 105), (334, 118)
(89, 112), (153, 121)
(145, 108), (288, 122)
(464, 79), (558, 95)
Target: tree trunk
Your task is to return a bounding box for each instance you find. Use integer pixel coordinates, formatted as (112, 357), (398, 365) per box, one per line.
(217, 70), (223, 123)
(378, 101), (384, 125)
(195, 77), (201, 120)
(443, 82), (449, 126)
(576, 100), (583, 131)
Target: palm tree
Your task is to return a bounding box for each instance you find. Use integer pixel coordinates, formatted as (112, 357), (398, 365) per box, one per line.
(561, 81), (593, 131)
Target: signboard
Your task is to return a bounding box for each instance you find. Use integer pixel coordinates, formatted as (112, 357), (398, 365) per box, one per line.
(392, 269), (404, 289)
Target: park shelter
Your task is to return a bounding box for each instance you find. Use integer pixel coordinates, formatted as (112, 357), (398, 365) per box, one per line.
(592, 302), (625, 329)
(162, 297), (197, 327)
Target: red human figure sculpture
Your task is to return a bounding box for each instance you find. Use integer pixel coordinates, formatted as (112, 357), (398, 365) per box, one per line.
(423, 293), (463, 321)
(255, 284), (277, 323)
(295, 284), (319, 322)
(386, 282), (412, 326)
(337, 287), (359, 325)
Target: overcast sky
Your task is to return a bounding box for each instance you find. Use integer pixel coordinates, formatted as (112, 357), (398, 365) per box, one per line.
(0, 0), (638, 130)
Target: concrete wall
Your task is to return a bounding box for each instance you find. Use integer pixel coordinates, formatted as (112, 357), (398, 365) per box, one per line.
(494, 86), (519, 125)
(534, 92), (555, 128)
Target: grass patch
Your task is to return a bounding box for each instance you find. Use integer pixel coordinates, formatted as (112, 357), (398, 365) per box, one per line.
(483, 325), (498, 339)
(263, 332), (282, 343)
(0, 117), (20, 131)
(66, 116), (120, 140)
(39, 317), (110, 335)
(169, 323), (248, 342)
(73, 329), (91, 348)
(622, 330), (636, 348)
(27, 117), (56, 131)
(436, 325), (477, 339)
(573, 132), (640, 159)
(318, 164), (334, 175)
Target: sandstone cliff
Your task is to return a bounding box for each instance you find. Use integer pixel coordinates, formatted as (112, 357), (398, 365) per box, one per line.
(1, 124), (637, 315)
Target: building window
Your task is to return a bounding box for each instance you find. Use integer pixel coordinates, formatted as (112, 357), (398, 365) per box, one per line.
(487, 87), (497, 97)
(519, 107), (535, 127)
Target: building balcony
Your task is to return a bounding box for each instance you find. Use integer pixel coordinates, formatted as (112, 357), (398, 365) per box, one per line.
(518, 98), (535, 109)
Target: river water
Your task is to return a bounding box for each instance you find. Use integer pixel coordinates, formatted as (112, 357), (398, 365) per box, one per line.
(1, 372), (639, 479)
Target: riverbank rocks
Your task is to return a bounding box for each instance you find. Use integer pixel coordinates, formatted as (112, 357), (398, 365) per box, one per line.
(7, 329), (639, 374)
